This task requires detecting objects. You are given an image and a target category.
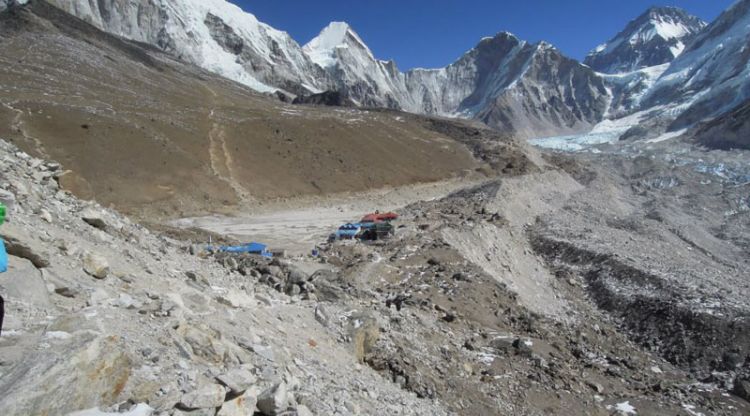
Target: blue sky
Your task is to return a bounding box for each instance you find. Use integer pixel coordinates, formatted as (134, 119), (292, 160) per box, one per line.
(232, 0), (734, 70)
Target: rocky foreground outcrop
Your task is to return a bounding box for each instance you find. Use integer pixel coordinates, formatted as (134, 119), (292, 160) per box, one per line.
(0, 139), (448, 415)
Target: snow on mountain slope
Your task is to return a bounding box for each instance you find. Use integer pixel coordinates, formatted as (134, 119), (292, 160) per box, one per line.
(585, 7), (706, 74)
(45, 0), (326, 94)
(600, 63), (671, 117)
(303, 22), (409, 108)
(643, 0), (750, 130)
(35, 0), (750, 144)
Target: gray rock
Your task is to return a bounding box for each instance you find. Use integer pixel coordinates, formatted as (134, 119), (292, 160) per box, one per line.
(216, 387), (259, 416)
(0, 333), (132, 415)
(117, 293), (142, 309)
(287, 267), (307, 285)
(296, 404), (314, 416)
(256, 382), (291, 416)
(0, 256), (51, 308)
(489, 337), (515, 353)
(286, 284), (301, 297)
(178, 324), (227, 363)
(0, 189), (16, 214)
(178, 384), (226, 410)
(0, 224), (50, 268)
(267, 265), (283, 278)
(313, 279), (344, 302)
(314, 305), (330, 327)
(83, 252), (110, 279)
(734, 378), (750, 402)
(39, 209), (53, 223)
(81, 207), (108, 230)
(54, 287), (79, 298)
(250, 344), (276, 363)
(586, 380), (605, 394)
(216, 368), (257, 395)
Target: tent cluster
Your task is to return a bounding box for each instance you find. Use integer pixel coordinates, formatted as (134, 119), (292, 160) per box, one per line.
(332, 211), (399, 242)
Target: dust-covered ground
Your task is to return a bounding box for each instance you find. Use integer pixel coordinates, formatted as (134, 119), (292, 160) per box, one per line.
(171, 177), (491, 255)
(169, 139), (750, 415)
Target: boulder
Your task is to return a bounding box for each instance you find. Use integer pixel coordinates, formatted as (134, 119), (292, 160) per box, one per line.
(286, 267), (308, 285)
(80, 208), (108, 230)
(0, 256), (51, 308)
(489, 336), (515, 353)
(256, 382), (291, 416)
(178, 384), (226, 410)
(216, 388), (259, 416)
(178, 324), (227, 364)
(83, 252), (110, 279)
(216, 368), (257, 395)
(0, 334), (132, 415)
(0, 224), (50, 268)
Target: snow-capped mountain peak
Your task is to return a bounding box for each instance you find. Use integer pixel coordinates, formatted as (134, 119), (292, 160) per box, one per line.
(585, 6), (706, 74)
(643, 0), (750, 128)
(304, 22), (374, 69)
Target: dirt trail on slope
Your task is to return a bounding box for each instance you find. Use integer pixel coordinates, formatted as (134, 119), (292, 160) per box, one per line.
(205, 85), (251, 202)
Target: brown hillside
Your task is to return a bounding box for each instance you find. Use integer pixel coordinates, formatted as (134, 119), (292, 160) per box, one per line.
(0, 2), (484, 219)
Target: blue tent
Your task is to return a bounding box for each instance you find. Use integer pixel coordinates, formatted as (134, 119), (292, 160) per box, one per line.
(214, 242), (273, 258)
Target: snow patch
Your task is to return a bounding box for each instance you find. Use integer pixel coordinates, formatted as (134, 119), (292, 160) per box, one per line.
(606, 401), (637, 414)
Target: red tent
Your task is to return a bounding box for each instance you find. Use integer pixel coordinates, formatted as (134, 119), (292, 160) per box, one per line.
(361, 212), (399, 223)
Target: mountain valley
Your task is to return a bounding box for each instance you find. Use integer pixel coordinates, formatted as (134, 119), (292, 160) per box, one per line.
(0, 1), (748, 416)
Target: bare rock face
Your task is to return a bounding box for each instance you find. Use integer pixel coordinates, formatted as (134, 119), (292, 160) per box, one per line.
(464, 35), (610, 139)
(0, 334), (132, 415)
(688, 98), (750, 150)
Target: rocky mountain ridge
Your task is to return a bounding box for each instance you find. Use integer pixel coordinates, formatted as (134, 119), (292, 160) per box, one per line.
(584, 6), (706, 74)
(24, 0), (631, 139)
(33, 0), (750, 142)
